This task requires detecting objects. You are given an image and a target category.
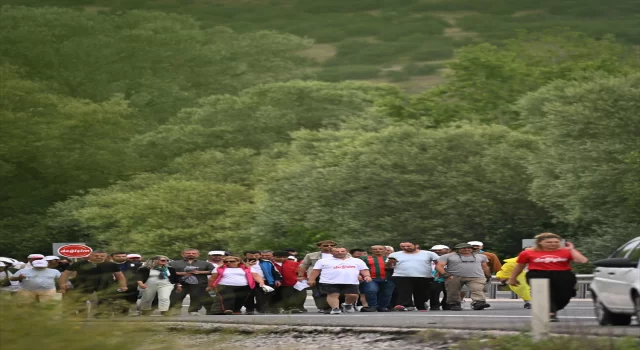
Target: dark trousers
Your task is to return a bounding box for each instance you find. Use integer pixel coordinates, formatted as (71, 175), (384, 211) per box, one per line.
(526, 270), (576, 313)
(279, 286), (307, 310)
(172, 283), (212, 313)
(361, 279), (395, 309)
(255, 285), (281, 313)
(393, 277), (432, 310)
(244, 288), (258, 312)
(218, 285), (252, 312)
(428, 282), (447, 309)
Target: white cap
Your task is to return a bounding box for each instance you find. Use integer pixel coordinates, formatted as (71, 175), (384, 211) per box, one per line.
(27, 254), (45, 259)
(32, 260), (49, 268)
(208, 251), (225, 255)
(126, 254), (141, 259)
(287, 256), (297, 261)
(467, 241), (483, 246)
(0, 262), (5, 267)
(44, 256), (60, 261)
(430, 245), (449, 250)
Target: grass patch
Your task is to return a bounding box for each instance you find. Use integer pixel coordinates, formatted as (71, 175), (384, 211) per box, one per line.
(454, 334), (640, 350)
(0, 298), (176, 350)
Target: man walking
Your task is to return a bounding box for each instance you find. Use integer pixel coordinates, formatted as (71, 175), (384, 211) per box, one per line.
(12, 259), (61, 304)
(308, 247), (371, 314)
(428, 245), (450, 310)
(255, 250), (283, 313)
(359, 245), (394, 312)
(273, 251), (306, 313)
(110, 252), (141, 315)
(169, 249), (214, 316)
(386, 240), (439, 311)
(436, 243), (491, 311)
(298, 240), (348, 313)
(59, 251), (127, 317)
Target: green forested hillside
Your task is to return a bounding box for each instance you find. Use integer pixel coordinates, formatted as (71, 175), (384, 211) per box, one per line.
(1, 1), (639, 266)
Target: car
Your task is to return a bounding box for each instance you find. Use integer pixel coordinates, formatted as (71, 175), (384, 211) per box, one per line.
(589, 236), (640, 326)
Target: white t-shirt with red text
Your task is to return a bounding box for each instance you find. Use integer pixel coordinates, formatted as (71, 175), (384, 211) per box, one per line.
(313, 257), (368, 285)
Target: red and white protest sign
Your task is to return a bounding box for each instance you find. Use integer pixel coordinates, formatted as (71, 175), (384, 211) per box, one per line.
(57, 244), (93, 258)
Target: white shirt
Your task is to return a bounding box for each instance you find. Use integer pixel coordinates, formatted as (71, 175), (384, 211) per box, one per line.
(219, 267), (249, 286)
(389, 250), (439, 277)
(321, 253), (333, 259)
(313, 257), (368, 285)
(250, 264), (264, 278)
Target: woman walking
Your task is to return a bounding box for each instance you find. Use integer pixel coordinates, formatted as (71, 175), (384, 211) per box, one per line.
(208, 256), (265, 315)
(508, 233), (588, 322)
(137, 256), (181, 316)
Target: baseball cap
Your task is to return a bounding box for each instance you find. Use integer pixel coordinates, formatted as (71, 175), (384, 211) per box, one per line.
(27, 254), (45, 259)
(0, 262), (5, 267)
(430, 245), (449, 250)
(468, 241), (483, 246)
(44, 256), (60, 261)
(208, 251), (225, 255)
(126, 254), (142, 259)
(32, 260), (49, 268)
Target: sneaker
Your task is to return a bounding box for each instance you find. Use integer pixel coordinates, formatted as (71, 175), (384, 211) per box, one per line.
(360, 307), (377, 312)
(550, 314), (559, 322)
(223, 310), (234, 315)
(377, 308), (391, 312)
(189, 312), (200, 316)
(471, 301), (490, 310)
(245, 311), (255, 315)
(394, 305), (407, 311)
(524, 302), (532, 309)
(449, 304), (463, 311)
(300, 308), (309, 313)
(406, 306), (416, 311)
(318, 309), (328, 313)
(329, 308), (342, 315)
(342, 303), (355, 313)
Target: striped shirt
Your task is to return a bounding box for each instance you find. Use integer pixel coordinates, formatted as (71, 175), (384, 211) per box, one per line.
(360, 255), (387, 280)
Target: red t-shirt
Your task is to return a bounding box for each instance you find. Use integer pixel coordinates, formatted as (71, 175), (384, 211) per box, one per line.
(516, 249), (573, 271)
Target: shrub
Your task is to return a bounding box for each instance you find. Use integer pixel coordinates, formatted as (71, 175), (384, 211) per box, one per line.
(316, 65), (380, 82)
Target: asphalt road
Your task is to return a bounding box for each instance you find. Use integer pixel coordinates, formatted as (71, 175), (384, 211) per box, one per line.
(152, 297), (639, 337)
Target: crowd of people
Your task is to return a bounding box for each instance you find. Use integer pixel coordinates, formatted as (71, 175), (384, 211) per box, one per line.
(0, 232), (588, 321)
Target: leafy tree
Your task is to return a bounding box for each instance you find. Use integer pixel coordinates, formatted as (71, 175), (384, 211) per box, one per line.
(47, 149), (264, 256)
(255, 124), (553, 257)
(132, 80), (403, 165)
(0, 6), (312, 123)
(520, 74), (640, 229)
(389, 30), (639, 127)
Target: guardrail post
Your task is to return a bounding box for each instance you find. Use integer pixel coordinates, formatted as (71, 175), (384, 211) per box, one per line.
(530, 279), (550, 342)
(489, 280), (497, 299)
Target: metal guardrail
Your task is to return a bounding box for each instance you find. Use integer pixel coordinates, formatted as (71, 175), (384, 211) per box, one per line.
(488, 274), (594, 299)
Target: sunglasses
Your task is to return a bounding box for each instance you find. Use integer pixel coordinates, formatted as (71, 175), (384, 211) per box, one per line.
(321, 244), (336, 247)
(158, 259), (168, 262)
(224, 260), (239, 263)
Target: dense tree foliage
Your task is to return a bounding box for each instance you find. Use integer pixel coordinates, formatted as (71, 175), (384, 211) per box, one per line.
(1, 5), (638, 264)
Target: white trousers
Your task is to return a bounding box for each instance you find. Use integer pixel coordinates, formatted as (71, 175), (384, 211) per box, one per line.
(139, 281), (174, 311)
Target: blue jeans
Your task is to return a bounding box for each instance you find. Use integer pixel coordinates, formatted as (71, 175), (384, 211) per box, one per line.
(361, 279), (395, 309)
